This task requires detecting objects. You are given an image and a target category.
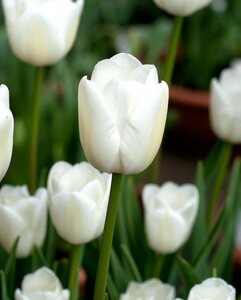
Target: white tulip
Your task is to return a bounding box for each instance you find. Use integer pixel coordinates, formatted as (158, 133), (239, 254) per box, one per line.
(0, 185), (48, 258)
(2, 0), (84, 66)
(48, 161), (112, 244)
(78, 53), (169, 175)
(187, 278), (235, 300)
(210, 66), (241, 143)
(153, 0), (214, 16)
(0, 85), (14, 182)
(143, 182), (199, 254)
(120, 279), (175, 300)
(15, 267), (69, 300)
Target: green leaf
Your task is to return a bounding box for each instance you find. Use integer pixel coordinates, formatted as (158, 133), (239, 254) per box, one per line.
(192, 199), (227, 268)
(211, 158), (241, 279)
(0, 271), (9, 300)
(121, 245), (142, 282)
(107, 274), (119, 300)
(177, 255), (201, 290)
(110, 248), (129, 292)
(4, 236), (19, 296)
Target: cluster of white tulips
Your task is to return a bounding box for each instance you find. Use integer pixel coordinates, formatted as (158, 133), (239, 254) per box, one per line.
(0, 0), (240, 299)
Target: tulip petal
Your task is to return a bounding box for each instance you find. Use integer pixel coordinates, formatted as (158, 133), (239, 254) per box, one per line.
(22, 267), (62, 294)
(50, 192), (100, 244)
(0, 204), (26, 254)
(145, 209), (187, 254)
(153, 0), (213, 16)
(115, 81), (168, 174)
(78, 77), (120, 172)
(188, 278), (236, 300)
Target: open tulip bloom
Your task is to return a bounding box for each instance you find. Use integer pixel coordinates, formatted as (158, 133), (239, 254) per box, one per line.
(0, 85), (14, 182)
(0, 185), (48, 258)
(78, 53), (169, 175)
(15, 267), (69, 300)
(2, 0), (84, 66)
(120, 279), (176, 300)
(143, 182), (199, 254)
(186, 278), (236, 300)
(153, 0), (214, 16)
(47, 161), (112, 244)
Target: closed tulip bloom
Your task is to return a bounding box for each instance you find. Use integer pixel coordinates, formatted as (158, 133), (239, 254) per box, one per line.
(78, 53), (169, 175)
(143, 182), (199, 254)
(210, 66), (241, 143)
(187, 278), (235, 300)
(2, 0), (84, 66)
(120, 279), (175, 300)
(153, 0), (214, 16)
(0, 85), (14, 182)
(48, 161), (112, 244)
(15, 267), (69, 300)
(0, 185), (48, 258)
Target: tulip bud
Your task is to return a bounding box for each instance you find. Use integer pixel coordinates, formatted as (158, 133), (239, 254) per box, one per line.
(47, 161), (112, 244)
(0, 85), (14, 182)
(78, 53), (169, 175)
(120, 279), (175, 300)
(0, 185), (48, 258)
(187, 278), (235, 300)
(15, 267), (69, 300)
(153, 0), (214, 16)
(142, 182), (199, 254)
(2, 0), (84, 66)
(210, 66), (241, 143)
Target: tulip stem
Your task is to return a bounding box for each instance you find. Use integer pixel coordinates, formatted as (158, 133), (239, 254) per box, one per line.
(69, 244), (84, 300)
(163, 16), (183, 85)
(207, 141), (233, 228)
(93, 173), (123, 300)
(153, 254), (164, 278)
(28, 66), (44, 194)
(149, 16), (183, 183)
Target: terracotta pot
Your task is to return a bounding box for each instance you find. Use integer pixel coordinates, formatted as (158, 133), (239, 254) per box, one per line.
(167, 85), (216, 158)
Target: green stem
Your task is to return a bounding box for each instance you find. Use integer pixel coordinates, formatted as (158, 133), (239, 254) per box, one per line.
(207, 141), (233, 228)
(69, 244), (84, 300)
(28, 67), (44, 194)
(152, 254), (164, 278)
(163, 16), (183, 84)
(149, 16), (183, 183)
(93, 173), (123, 300)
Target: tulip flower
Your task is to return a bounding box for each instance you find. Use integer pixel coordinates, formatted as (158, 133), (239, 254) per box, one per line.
(142, 181), (199, 254)
(210, 66), (241, 143)
(47, 161), (112, 244)
(187, 278), (235, 300)
(0, 185), (48, 258)
(15, 267), (69, 300)
(78, 53), (169, 174)
(0, 85), (14, 182)
(153, 0), (214, 16)
(120, 279), (175, 300)
(2, 0), (84, 66)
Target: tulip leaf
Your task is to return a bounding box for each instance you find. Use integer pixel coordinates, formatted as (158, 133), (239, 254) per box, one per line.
(211, 158), (241, 279)
(107, 274), (119, 300)
(121, 245), (142, 282)
(32, 246), (48, 271)
(110, 248), (130, 291)
(192, 200), (227, 268)
(177, 255), (201, 290)
(206, 141), (233, 227)
(0, 270), (9, 300)
(4, 236), (19, 296)
(203, 140), (223, 184)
